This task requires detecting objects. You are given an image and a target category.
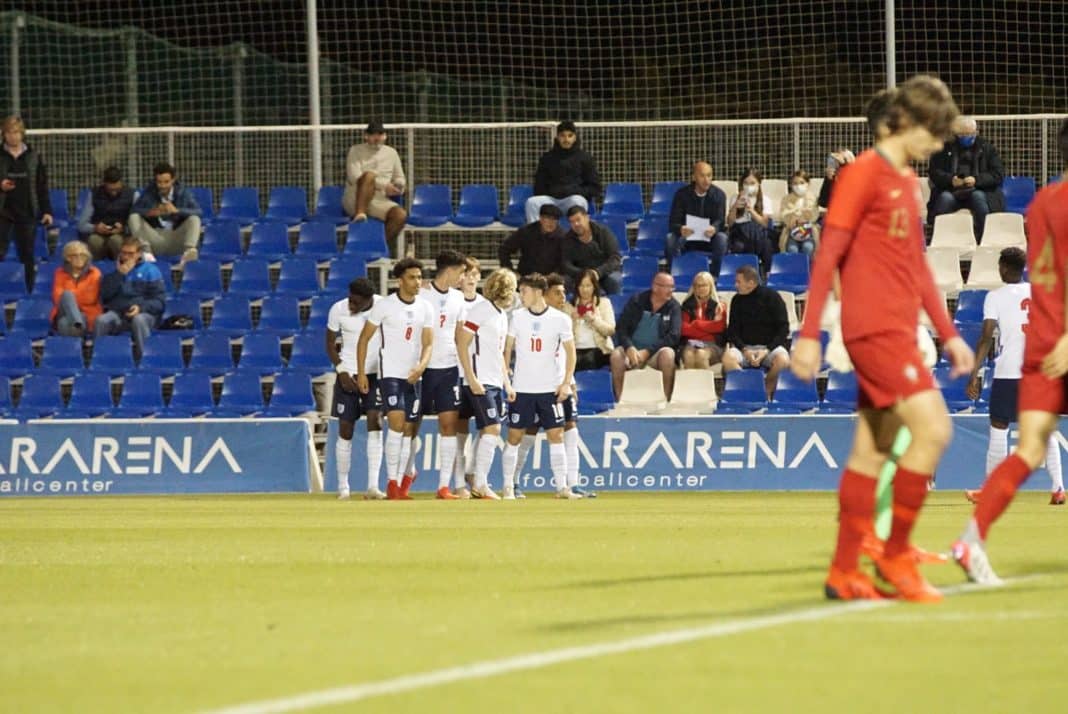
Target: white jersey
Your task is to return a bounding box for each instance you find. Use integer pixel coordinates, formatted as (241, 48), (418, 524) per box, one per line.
(459, 294), (487, 385)
(365, 293), (435, 380)
(327, 295), (382, 375)
(461, 299), (508, 388)
(420, 283), (467, 370)
(508, 306), (573, 393)
(984, 282), (1031, 379)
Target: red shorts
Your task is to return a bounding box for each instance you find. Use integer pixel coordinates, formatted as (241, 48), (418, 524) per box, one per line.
(1019, 361), (1068, 415)
(845, 331), (935, 410)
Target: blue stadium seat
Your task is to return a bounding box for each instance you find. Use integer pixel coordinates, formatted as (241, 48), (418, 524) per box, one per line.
(11, 297), (53, 339)
(305, 293), (343, 334)
(0, 333), (35, 378)
(3, 227), (50, 263)
(599, 182), (644, 223)
(216, 187), (261, 226)
(178, 259), (223, 299)
(212, 372), (265, 417)
(295, 221), (339, 261)
(208, 295), (253, 337)
(608, 293), (628, 321)
(159, 295), (204, 338)
(717, 253), (761, 291)
(452, 184), (499, 227)
(188, 333), (235, 376)
(952, 322), (987, 364)
(1049, 175), (1063, 186)
(973, 369), (994, 415)
(255, 294), (302, 338)
(954, 289), (988, 325)
(501, 184), (534, 227)
(406, 184), (453, 227)
(188, 186), (215, 223)
(199, 220), (243, 262)
(766, 253), (810, 294)
(600, 217), (629, 254)
(0, 263), (27, 302)
(262, 371), (316, 417)
(13, 374), (64, 420)
(264, 186), (308, 226)
(313, 185), (348, 225)
(31, 265), (55, 299)
(89, 335), (136, 376)
(621, 255), (660, 292)
(238, 333), (283, 375)
(934, 365), (974, 412)
(286, 331), (333, 375)
(671, 252), (710, 286)
(110, 372), (164, 418)
(137, 333), (185, 377)
(274, 257), (321, 299)
(1002, 176), (1036, 215)
(767, 371), (819, 414)
(343, 220), (389, 261)
(47, 189), (72, 230)
(574, 369), (615, 415)
(246, 220), (292, 261)
(37, 336), (85, 378)
(0, 375), (10, 417)
(159, 372), (215, 418)
(819, 370), (858, 414)
(325, 256), (368, 294)
(715, 370), (768, 414)
(226, 257), (272, 299)
(632, 217), (668, 257)
(74, 187), (92, 223)
(647, 181), (687, 218)
(61, 373), (115, 419)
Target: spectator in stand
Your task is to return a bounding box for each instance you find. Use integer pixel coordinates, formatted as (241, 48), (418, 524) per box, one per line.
(77, 165), (134, 260)
(129, 162), (202, 265)
(525, 120), (602, 224)
(817, 148), (855, 215)
(610, 272), (681, 400)
(94, 236), (166, 356)
(723, 264), (790, 398)
(51, 240), (102, 338)
(571, 269), (615, 371)
(0, 115), (53, 291)
(778, 170), (821, 255)
(726, 168), (775, 275)
(927, 116), (1005, 241)
(562, 205), (622, 294)
(498, 203), (565, 276)
(665, 161), (728, 273)
(679, 271), (727, 369)
(342, 121), (408, 246)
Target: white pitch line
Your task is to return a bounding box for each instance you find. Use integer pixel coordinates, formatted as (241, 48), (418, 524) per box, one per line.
(200, 579), (1024, 714)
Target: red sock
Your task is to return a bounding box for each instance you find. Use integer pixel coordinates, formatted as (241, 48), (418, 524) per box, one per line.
(974, 453), (1033, 540)
(831, 469), (876, 572)
(883, 465), (931, 558)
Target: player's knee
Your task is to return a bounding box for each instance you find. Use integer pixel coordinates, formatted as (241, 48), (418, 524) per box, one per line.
(921, 411), (953, 452)
(358, 171), (377, 186)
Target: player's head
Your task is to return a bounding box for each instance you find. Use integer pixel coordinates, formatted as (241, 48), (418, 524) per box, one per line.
(460, 256), (481, 295)
(544, 273), (567, 309)
(999, 247), (1026, 284)
(567, 205), (590, 235)
(1059, 118), (1068, 167)
(483, 268), (517, 309)
(865, 89), (893, 139)
(692, 161), (713, 191)
(734, 264), (760, 295)
(881, 75), (960, 161)
(392, 257), (423, 297)
(518, 273), (548, 307)
(347, 277), (375, 313)
(434, 249), (467, 287)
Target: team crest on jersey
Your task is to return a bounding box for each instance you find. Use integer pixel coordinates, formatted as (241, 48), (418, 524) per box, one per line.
(405, 309), (415, 319)
(532, 321), (541, 331)
(337, 403), (345, 414)
(388, 395), (399, 406)
(903, 364), (918, 382)
(889, 188), (902, 200)
(487, 407), (498, 419)
(511, 412), (521, 423)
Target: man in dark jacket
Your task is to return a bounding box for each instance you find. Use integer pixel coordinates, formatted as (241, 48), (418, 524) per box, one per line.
(561, 206), (622, 294)
(129, 161), (202, 264)
(610, 272), (681, 401)
(94, 236), (166, 355)
(0, 115), (54, 290)
(665, 161), (728, 272)
(524, 120), (602, 224)
(723, 264), (790, 398)
(498, 203), (565, 276)
(77, 166), (134, 260)
(928, 117), (1005, 241)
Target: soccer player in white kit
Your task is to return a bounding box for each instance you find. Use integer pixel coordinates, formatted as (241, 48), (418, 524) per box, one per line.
(964, 247), (1064, 504)
(356, 258), (434, 500)
(501, 273), (580, 499)
(326, 278), (384, 500)
(454, 256), (487, 496)
(456, 268), (517, 500)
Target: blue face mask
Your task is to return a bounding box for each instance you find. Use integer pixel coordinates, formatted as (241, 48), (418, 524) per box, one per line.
(959, 135), (977, 148)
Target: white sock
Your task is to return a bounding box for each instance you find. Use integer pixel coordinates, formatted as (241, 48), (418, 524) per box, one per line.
(453, 433), (468, 489)
(501, 443), (518, 489)
(987, 425), (1008, 475)
(475, 435), (498, 489)
(366, 430), (383, 491)
(465, 432), (478, 473)
(403, 436), (418, 476)
(515, 433), (536, 482)
(1046, 436), (1064, 491)
(549, 441), (567, 491)
(563, 427), (579, 488)
(438, 436), (457, 490)
(399, 436), (413, 480)
(385, 430), (404, 484)
(335, 437), (352, 492)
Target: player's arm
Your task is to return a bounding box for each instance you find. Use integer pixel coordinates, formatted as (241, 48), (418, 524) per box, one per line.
(326, 327), (356, 392)
(355, 321), (378, 393)
(456, 324), (483, 395)
(503, 335), (517, 401)
(557, 338), (576, 402)
(410, 326), (433, 384)
(966, 319), (997, 399)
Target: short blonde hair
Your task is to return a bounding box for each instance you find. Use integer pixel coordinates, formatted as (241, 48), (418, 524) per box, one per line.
(62, 240), (91, 262)
(463, 256), (481, 274)
(1, 115), (25, 135)
(482, 268), (517, 304)
(686, 270), (718, 305)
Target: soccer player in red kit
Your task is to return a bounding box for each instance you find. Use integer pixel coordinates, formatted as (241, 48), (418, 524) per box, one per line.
(792, 75), (974, 603)
(952, 118), (1068, 586)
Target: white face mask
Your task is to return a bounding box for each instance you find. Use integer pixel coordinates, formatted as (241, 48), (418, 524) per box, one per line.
(792, 184), (808, 196)
(745, 184), (759, 197)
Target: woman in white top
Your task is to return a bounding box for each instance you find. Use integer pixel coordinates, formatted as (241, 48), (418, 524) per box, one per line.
(570, 269), (615, 371)
(727, 167), (776, 274)
(778, 170), (821, 255)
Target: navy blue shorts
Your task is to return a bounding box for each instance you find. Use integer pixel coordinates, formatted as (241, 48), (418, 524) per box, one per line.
(461, 385), (506, 430)
(378, 377), (422, 422)
(421, 366), (461, 415)
(561, 393), (578, 424)
(508, 392), (565, 430)
(989, 378), (1019, 424)
(331, 374), (381, 422)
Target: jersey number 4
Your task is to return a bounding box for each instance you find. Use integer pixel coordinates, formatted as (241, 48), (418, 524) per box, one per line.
(1032, 236), (1058, 294)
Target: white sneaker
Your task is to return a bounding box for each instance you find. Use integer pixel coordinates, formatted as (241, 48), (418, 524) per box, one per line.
(555, 487), (583, 500)
(363, 487), (387, 500)
(337, 487), (351, 500)
(179, 247), (198, 267)
(454, 487), (472, 500)
(502, 485), (516, 500)
(474, 485), (501, 500)
(951, 539), (1003, 586)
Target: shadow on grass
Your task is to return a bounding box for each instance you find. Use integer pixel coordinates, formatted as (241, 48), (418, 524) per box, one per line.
(561, 563), (826, 590)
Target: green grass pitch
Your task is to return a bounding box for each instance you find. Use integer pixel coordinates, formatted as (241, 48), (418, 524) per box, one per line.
(1, 492), (1066, 713)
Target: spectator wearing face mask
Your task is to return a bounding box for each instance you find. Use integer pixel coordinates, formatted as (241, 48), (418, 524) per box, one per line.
(726, 168), (776, 274)
(818, 148), (855, 214)
(778, 170), (821, 255)
(927, 116), (1005, 241)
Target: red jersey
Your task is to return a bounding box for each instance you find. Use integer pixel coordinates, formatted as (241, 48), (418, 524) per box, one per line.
(800, 149), (956, 344)
(1023, 180), (1068, 363)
